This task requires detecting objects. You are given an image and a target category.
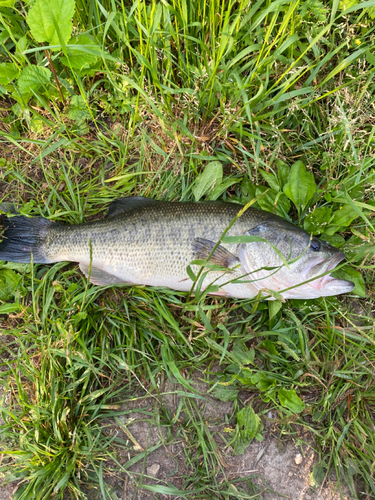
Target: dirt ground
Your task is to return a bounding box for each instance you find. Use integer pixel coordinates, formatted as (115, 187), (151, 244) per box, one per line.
(0, 376), (355, 500)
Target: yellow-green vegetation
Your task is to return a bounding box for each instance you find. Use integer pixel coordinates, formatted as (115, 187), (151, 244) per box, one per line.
(0, 0), (374, 498)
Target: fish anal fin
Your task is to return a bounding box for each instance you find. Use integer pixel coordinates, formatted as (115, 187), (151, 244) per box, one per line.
(79, 263), (131, 286)
(193, 238), (239, 268)
(106, 197), (160, 219)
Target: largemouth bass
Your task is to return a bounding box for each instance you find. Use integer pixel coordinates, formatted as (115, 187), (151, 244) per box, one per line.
(0, 197), (354, 299)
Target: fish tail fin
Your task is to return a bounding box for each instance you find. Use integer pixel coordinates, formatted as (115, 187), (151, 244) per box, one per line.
(0, 215), (57, 263)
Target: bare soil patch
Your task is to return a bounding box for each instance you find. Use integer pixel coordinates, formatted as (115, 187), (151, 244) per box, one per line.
(0, 345), (356, 500)
(6, 376), (350, 500)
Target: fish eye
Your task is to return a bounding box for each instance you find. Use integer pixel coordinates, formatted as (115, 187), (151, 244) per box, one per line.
(310, 239), (320, 251)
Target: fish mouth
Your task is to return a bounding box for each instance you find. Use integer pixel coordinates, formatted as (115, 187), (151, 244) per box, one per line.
(305, 251), (354, 292)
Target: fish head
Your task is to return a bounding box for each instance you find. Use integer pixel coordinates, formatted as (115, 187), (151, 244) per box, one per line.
(237, 219), (355, 299)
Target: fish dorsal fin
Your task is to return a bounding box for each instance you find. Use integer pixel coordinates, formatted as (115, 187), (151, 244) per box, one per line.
(193, 238), (239, 268)
(106, 197), (160, 218)
(79, 263), (131, 286)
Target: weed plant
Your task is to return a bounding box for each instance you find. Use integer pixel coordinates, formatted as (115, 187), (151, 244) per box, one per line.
(0, 0), (375, 498)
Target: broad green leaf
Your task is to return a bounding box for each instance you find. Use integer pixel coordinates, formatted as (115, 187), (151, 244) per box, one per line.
(30, 116), (44, 133)
(233, 366), (253, 385)
(304, 206), (332, 235)
(210, 177), (240, 200)
(268, 300), (282, 320)
(71, 311), (87, 323)
(15, 36), (27, 65)
(277, 160), (290, 189)
(0, 303), (21, 314)
(0, 261), (31, 273)
(236, 404), (263, 440)
(212, 385), (239, 402)
(0, 0), (16, 6)
(67, 282), (78, 293)
(192, 161), (222, 201)
(320, 233), (345, 248)
(346, 183), (364, 202)
(311, 463), (325, 487)
(241, 177), (256, 202)
(0, 63), (20, 85)
(324, 204), (357, 234)
(259, 169), (280, 192)
(283, 161), (316, 210)
(342, 235), (374, 263)
(259, 339), (279, 355)
(0, 270), (22, 301)
(231, 343), (255, 365)
(251, 372), (277, 391)
(17, 65), (51, 95)
(331, 204), (357, 226)
(331, 265), (366, 297)
(61, 34), (99, 70)
(68, 95), (91, 123)
(27, 0), (75, 48)
(256, 185), (290, 217)
(278, 388), (305, 413)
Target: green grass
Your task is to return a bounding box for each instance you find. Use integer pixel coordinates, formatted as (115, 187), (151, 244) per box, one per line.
(0, 0), (375, 498)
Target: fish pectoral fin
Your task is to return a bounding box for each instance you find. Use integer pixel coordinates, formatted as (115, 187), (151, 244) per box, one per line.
(79, 263), (130, 286)
(105, 196), (160, 219)
(193, 238), (239, 268)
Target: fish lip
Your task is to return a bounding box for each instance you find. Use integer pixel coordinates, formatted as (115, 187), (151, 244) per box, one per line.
(307, 251), (347, 290)
(325, 251), (346, 274)
(321, 277), (355, 293)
